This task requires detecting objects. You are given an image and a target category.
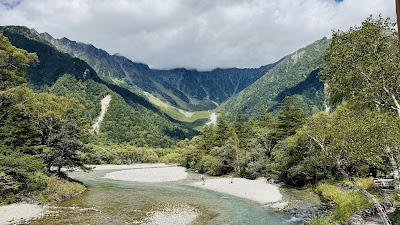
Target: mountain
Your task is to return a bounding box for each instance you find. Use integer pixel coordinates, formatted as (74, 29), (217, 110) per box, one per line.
(219, 38), (329, 118)
(40, 35), (277, 111)
(0, 26), (195, 147)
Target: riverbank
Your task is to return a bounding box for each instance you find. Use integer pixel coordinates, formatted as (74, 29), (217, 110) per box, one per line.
(99, 164), (283, 204)
(0, 203), (44, 225)
(191, 177), (282, 204)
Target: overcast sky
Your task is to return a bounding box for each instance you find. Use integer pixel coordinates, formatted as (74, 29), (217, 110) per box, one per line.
(0, 0), (396, 70)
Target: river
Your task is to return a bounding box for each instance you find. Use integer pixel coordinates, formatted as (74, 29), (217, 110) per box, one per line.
(25, 167), (318, 225)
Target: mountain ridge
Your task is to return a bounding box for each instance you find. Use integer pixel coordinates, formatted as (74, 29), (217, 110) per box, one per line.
(218, 37), (329, 118)
(39, 33), (278, 111)
(0, 25), (196, 147)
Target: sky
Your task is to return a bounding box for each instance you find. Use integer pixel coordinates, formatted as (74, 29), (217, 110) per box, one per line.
(0, 0), (396, 71)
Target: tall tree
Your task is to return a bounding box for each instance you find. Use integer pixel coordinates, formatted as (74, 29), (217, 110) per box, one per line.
(26, 92), (89, 173)
(305, 103), (400, 225)
(0, 33), (38, 91)
(274, 96), (306, 142)
(215, 113), (229, 147)
(321, 16), (400, 117)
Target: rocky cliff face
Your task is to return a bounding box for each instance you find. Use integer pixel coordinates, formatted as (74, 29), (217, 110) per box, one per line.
(40, 34), (277, 110)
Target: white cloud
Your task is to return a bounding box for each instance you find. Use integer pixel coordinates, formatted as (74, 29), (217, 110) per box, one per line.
(0, 0), (395, 70)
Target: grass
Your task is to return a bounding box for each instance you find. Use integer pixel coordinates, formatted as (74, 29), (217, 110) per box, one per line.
(38, 176), (86, 204)
(146, 92), (211, 129)
(310, 179), (374, 225)
(341, 177), (375, 190)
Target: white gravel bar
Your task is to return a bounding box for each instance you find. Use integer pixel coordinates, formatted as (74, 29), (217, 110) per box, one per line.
(192, 177), (283, 204)
(0, 203), (44, 225)
(89, 163), (173, 171)
(142, 205), (198, 225)
(103, 166), (188, 183)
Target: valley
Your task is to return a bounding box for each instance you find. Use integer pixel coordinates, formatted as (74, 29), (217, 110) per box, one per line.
(1, 6), (400, 225)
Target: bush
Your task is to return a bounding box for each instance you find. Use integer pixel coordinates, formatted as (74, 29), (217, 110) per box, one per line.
(160, 153), (183, 164)
(389, 207), (400, 225)
(200, 155), (223, 176)
(38, 176), (85, 204)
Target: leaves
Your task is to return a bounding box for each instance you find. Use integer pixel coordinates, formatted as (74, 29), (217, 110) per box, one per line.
(0, 33), (38, 91)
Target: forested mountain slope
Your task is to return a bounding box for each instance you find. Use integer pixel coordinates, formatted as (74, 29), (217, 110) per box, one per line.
(39, 34), (277, 111)
(219, 38), (329, 118)
(0, 26), (194, 147)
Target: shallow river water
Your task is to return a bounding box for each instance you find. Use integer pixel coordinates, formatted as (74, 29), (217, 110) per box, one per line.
(25, 168), (312, 225)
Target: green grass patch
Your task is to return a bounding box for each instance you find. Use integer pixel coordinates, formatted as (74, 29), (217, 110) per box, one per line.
(147, 93), (210, 123)
(341, 177), (375, 191)
(38, 176), (85, 204)
(312, 181), (374, 224)
(315, 183), (341, 201)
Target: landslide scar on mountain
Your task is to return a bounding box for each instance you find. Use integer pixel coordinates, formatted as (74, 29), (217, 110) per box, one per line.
(91, 94), (112, 134)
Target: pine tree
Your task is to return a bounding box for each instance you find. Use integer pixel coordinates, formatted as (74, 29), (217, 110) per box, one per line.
(276, 96), (306, 139)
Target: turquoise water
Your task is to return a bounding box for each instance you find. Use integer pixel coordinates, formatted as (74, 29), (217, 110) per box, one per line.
(26, 169), (304, 225)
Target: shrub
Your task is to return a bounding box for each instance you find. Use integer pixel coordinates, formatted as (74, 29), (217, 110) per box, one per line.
(38, 176), (85, 204)
(160, 153), (183, 164)
(200, 155), (223, 176)
(315, 183), (341, 201)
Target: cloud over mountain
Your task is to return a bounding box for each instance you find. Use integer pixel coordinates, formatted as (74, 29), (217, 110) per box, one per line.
(0, 0), (395, 70)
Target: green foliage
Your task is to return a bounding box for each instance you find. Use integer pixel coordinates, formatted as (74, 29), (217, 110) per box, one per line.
(0, 27), (100, 88)
(341, 178), (375, 191)
(0, 33), (38, 91)
(0, 26), (196, 147)
(81, 144), (161, 165)
(0, 149), (47, 203)
(0, 36), (89, 204)
(200, 155), (223, 176)
(274, 96), (306, 141)
(43, 33), (277, 111)
(389, 207), (400, 225)
(166, 107), (282, 179)
(219, 38), (328, 119)
(315, 183), (342, 201)
(304, 102), (400, 172)
(160, 152), (183, 164)
(313, 182), (373, 224)
(321, 16), (400, 114)
(38, 176), (85, 204)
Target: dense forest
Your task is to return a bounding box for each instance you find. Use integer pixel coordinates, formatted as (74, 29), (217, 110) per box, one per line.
(2, 15), (400, 225)
(0, 33), (86, 204)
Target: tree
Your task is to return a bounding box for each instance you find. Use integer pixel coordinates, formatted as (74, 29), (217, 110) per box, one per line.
(321, 16), (400, 117)
(0, 33), (38, 91)
(215, 113), (229, 147)
(304, 103), (400, 225)
(258, 107), (274, 128)
(272, 96), (306, 143)
(26, 92), (89, 173)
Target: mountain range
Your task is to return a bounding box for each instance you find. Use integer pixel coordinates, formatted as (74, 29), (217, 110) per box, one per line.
(0, 25), (328, 146)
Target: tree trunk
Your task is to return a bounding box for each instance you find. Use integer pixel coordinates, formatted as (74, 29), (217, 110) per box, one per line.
(396, 0), (400, 49)
(383, 85), (400, 118)
(337, 164), (392, 225)
(384, 146), (399, 189)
